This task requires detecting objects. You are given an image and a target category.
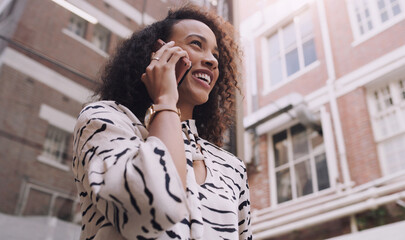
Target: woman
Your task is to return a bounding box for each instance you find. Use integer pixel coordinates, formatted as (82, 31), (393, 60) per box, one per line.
(72, 5), (251, 240)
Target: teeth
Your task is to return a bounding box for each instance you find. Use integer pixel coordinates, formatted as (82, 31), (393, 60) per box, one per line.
(193, 73), (211, 84)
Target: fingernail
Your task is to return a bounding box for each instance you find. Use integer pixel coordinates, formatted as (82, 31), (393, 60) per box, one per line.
(168, 41), (175, 45)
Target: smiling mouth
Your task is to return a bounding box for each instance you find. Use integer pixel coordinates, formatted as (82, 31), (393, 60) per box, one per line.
(192, 72), (211, 85)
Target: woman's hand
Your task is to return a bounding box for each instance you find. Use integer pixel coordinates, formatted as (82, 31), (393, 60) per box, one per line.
(141, 40), (189, 189)
(141, 41), (190, 106)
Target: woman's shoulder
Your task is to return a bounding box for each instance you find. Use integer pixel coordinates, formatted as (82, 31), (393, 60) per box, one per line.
(79, 101), (129, 116)
(76, 100), (146, 133)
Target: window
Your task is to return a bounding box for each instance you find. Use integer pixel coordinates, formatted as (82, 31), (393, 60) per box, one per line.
(92, 24), (111, 52)
(19, 183), (76, 221)
(272, 124), (330, 204)
(369, 79), (405, 174)
(265, 11), (317, 90)
(40, 125), (70, 166)
(68, 13), (87, 38)
(349, 0), (405, 39)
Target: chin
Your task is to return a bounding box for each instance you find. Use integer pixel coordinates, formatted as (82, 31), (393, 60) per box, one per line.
(194, 96), (209, 106)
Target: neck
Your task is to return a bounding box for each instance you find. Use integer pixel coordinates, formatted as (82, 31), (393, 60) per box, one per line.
(177, 102), (194, 121)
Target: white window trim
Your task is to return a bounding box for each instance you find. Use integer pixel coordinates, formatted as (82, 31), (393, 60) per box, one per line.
(367, 78), (405, 176)
(66, 0), (132, 38)
(62, 28), (109, 58)
(367, 80), (405, 142)
(38, 104), (75, 171)
(267, 109), (337, 207)
(17, 182), (76, 216)
(262, 59), (320, 95)
(37, 155), (70, 172)
(39, 104), (76, 133)
(346, 0), (405, 47)
(260, 13), (320, 95)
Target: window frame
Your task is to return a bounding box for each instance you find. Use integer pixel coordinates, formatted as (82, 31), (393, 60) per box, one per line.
(92, 24), (111, 52)
(16, 182), (77, 220)
(268, 117), (335, 207)
(63, 13), (110, 57)
(347, 0), (405, 46)
(367, 78), (405, 175)
(67, 13), (88, 38)
(261, 10), (319, 94)
(38, 125), (71, 171)
(37, 104), (75, 171)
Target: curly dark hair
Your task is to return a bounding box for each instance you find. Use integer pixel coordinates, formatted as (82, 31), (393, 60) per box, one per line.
(95, 5), (241, 146)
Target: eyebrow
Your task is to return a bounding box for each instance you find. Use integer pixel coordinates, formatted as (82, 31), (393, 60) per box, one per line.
(186, 34), (219, 52)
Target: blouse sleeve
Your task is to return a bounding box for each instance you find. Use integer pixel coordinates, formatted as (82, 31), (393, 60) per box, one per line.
(72, 102), (189, 239)
(238, 163), (252, 240)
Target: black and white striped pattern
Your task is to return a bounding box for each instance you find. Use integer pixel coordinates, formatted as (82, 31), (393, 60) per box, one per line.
(72, 101), (252, 239)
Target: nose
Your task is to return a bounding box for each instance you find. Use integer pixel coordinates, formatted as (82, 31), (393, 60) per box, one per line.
(203, 52), (218, 70)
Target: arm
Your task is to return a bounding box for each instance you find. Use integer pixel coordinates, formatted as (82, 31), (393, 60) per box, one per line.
(141, 41), (190, 188)
(73, 102), (188, 238)
(238, 164), (252, 240)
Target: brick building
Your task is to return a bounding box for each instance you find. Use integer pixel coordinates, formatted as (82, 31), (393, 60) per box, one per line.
(0, 0), (233, 236)
(238, 0), (405, 239)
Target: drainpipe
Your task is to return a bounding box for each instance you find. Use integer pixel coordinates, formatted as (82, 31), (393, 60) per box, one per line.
(316, 0), (352, 189)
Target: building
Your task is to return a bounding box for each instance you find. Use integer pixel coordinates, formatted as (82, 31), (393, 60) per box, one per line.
(0, 0), (234, 237)
(238, 0), (405, 239)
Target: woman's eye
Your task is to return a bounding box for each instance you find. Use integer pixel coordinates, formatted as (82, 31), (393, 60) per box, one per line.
(191, 40), (202, 48)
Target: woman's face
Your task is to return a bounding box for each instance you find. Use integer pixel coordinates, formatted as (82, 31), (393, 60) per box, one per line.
(168, 19), (219, 107)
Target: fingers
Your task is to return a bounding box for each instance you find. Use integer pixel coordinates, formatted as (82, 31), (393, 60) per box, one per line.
(151, 41), (174, 62)
(151, 41), (189, 66)
(141, 73), (147, 83)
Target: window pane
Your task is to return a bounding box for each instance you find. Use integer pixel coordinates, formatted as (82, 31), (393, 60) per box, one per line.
(311, 130), (324, 153)
(354, 0), (373, 35)
(53, 197), (74, 221)
(299, 11), (313, 39)
(268, 33), (283, 86)
(273, 130), (288, 167)
(270, 58), (283, 86)
(285, 49), (299, 76)
(43, 125), (70, 164)
(283, 22), (296, 50)
(381, 11), (388, 22)
(269, 33), (280, 57)
(367, 20), (373, 30)
(68, 14), (87, 38)
(291, 124), (309, 160)
(392, 4), (401, 15)
(276, 168), (292, 203)
(399, 80), (405, 100)
(22, 189), (52, 216)
(92, 25), (111, 52)
(295, 160), (313, 197)
(377, 111), (400, 138)
(378, 0), (385, 9)
(315, 153), (330, 191)
(384, 87), (393, 107)
(303, 39), (317, 66)
(382, 134), (405, 174)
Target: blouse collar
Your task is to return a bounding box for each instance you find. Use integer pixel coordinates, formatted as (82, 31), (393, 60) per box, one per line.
(182, 119), (199, 137)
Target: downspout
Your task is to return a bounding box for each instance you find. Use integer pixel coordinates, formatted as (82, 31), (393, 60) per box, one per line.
(316, 0), (352, 189)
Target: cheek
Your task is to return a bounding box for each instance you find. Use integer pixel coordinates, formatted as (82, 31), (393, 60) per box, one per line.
(187, 52), (197, 63)
(210, 77), (219, 90)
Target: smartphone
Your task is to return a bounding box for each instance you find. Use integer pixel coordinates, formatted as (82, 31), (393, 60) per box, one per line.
(153, 39), (192, 87)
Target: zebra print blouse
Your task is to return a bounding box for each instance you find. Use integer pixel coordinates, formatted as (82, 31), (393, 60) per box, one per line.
(72, 101), (252, 239)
